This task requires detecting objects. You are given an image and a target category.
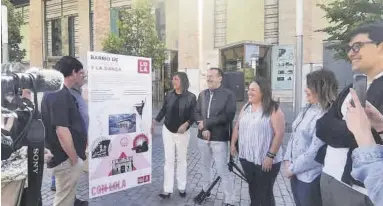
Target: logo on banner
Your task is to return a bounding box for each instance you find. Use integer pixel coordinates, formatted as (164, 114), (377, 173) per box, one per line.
(138, 175), (151, 184)
(120, 137), (129, 147)
(138, 59), (150, 74)
(91, 137), (112, 159)
(132, 134), (149, 153)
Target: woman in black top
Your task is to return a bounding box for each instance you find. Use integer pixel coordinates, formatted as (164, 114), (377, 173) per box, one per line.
(152, 72), (197, 199)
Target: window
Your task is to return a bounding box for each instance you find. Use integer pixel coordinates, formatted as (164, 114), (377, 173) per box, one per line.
(51, 19), (62, 56)
(110, 8), (120, 36)
(68, 16), (75, 57)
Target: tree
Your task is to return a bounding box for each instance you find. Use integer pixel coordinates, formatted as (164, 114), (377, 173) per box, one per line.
(103, 0), (165, 70)
(1, 0), (26, 62)
(318, 0), (383, 60)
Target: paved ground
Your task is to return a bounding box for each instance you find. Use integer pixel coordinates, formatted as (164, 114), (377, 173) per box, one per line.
(42, 102), (296, 206)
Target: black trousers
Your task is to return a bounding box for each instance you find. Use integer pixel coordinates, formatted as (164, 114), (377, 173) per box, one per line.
(240, 159), (281, 206)
(290, 175), (322, 206)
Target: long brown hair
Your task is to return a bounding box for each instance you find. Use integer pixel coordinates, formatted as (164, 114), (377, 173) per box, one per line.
(306, 69), (338, 110)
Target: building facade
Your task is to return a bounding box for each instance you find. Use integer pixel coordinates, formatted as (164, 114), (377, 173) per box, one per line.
(13, 0), (332, 99)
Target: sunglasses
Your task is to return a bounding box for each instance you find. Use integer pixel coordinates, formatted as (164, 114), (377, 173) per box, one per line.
(345, 41), (377, 53)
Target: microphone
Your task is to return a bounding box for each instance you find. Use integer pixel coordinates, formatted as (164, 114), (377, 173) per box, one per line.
(1, 68), (64, 94)
(1, 62), (27, 74)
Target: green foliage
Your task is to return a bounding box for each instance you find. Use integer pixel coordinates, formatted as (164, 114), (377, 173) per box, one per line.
(1, 0), (26, 62)
(317, 0), (383, 60)
(103, 0), (165, 70)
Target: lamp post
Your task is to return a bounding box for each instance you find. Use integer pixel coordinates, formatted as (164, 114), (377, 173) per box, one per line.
(294, 0), (303, 117)
(2, 5), (9, 63)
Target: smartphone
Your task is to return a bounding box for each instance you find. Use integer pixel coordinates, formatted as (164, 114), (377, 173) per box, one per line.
(351, 74), (367, 107)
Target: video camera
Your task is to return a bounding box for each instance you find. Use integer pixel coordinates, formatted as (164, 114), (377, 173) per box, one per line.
(1, 63), (64, 206)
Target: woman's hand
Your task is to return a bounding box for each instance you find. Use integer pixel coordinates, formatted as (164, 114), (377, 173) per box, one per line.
(283, 161), (294, 179)
(230, 144), (237, 157)
(345, 89), (376, 146)
(365, 101), (383, 133)
(177, 122), (189, 134)
(262, 156), (273, 172)
(151, 119), (156, 135)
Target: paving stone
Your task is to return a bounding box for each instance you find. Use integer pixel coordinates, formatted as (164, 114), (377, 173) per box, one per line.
(42, 108), (295, 206)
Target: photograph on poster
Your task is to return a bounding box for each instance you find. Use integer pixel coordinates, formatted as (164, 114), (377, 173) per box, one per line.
(111, 155), (136, 175)
(134, 100), (145, 119)
(132, 134), (149, 153)
(109, 113), (137, 135)
(91, 138), (112, 159)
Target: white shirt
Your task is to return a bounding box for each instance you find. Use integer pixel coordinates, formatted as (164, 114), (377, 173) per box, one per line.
(323, 72), (383, 195)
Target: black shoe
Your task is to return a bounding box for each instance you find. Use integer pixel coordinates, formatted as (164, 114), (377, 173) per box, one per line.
(179, 191), (186, 197)
(74, 198), (88, 206)
(50, 185), (56, 192)
(193, 190), (210, 204)
(158, 193), (171, 199)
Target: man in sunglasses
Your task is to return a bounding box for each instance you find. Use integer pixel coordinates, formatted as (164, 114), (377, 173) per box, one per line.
(315, 22), (383, 206)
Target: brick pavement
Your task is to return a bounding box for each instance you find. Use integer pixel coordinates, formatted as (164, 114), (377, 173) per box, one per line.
(42, 126), (295, 206)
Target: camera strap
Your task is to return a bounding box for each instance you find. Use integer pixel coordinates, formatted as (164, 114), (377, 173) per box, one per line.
(26, 119), (45, 206)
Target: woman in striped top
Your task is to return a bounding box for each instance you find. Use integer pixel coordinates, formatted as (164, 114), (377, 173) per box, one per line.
(230, 77), (286, 206)
(283, 69), (338, 206)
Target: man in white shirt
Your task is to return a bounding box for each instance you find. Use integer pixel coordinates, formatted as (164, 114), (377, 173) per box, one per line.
(315, 22), (383, 206)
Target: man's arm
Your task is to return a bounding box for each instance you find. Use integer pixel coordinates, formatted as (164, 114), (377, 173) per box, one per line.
(316, 105), (357, 148)
(51, 94), (78, 165)
(205, 91), (236, 129)
(351, 145), (383, 205)
(194, 92), (204, 123)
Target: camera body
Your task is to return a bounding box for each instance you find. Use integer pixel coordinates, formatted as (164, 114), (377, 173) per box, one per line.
(1, 67), (48, 206)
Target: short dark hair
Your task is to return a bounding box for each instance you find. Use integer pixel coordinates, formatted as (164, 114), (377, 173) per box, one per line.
(174, 72), (190, 91)
(348, 22), (383, 43)
(209, 67), (224, 77)
(306, 69), (338, 110)
(55, 56), (83, 77)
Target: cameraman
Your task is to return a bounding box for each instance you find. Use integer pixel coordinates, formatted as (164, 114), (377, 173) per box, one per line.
(1, 89), (53, 206)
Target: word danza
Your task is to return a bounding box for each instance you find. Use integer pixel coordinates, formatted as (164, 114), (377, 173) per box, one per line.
(90, 54), (118, 62)
(92, 65), (122, 72)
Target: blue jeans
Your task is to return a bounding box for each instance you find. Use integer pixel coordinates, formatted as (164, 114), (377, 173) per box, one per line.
(290, 175), (322, 206)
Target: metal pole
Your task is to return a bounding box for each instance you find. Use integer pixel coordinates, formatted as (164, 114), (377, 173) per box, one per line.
(2, 5), (9, 63)
(294, 0), (303, 117)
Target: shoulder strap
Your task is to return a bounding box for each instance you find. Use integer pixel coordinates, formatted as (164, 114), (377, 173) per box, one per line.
(26, 120), (45, 205)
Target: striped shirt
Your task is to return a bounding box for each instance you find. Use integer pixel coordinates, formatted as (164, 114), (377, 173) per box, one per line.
(238, 104), (282, 165)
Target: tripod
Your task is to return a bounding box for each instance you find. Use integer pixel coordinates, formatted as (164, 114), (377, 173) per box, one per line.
(193, 156), (247, 205)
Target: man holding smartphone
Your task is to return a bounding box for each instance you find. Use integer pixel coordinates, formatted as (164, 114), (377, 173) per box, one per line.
(315, 22), (383, 206)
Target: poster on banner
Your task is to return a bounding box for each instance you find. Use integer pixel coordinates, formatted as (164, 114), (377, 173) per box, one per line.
(87, 52), (152, 198)
(271, 45), (295, 90)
